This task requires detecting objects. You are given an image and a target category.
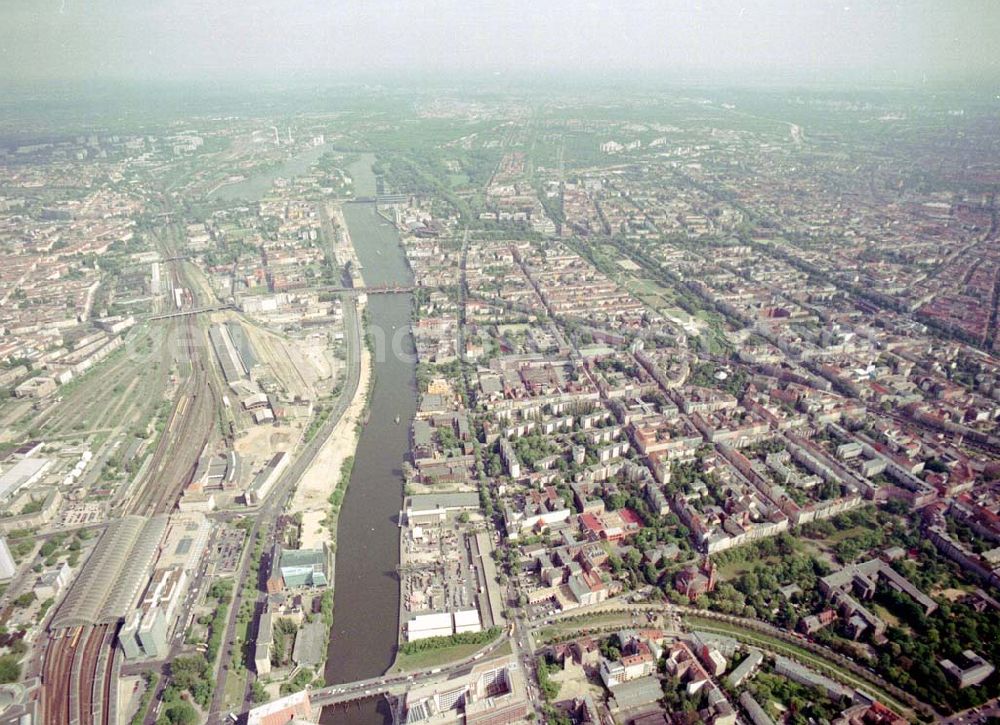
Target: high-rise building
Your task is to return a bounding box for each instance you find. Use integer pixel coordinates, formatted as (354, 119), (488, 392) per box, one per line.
(399, 656), (530, 724)
(118, 611), (144, 659)
(138, 608), (168, 658)
(119, 606), (169, 659)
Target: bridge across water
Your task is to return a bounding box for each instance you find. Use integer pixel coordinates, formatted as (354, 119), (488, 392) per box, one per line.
(242, 636), (508, 718)
(313, 284), (416, 295)
(346, 193), (410, 205)
(144, 285), (414, 321)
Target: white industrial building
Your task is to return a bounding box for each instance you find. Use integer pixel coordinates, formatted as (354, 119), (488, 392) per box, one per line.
(453, 609), (482, 634)
(0, 457), (53, 502)
(0, 539), (16, 581)
(33, 562), (71, 600)
(407, 612), (454, 641)
(244, 452), (288, 505)
(119, 565), (190, 659)
(407, 609), (483, 641)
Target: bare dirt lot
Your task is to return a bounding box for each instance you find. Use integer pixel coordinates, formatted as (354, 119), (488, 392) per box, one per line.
(287, 344), (372, 547)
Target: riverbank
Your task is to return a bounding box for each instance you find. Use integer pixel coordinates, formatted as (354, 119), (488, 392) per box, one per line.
(287, 335), (372, 549)
(208, 143), (329, 202)
(321, 194), (417, 724)
(205, 176), (242, 197)
(288, 199), (372, 547)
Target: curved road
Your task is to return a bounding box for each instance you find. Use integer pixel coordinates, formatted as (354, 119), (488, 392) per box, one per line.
(533, 599), (936, 720)
(204, 296), (363, 721)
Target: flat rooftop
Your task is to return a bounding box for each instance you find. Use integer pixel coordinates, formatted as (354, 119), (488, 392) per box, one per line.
(406, 492), (480, 512)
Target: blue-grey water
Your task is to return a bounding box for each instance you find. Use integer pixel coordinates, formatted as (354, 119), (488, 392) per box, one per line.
(321, 156), (415, 724)
(208, 143), (329, 202)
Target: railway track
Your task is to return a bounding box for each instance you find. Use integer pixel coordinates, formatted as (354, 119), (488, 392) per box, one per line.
(76, 624), (106, 724)
(41, 623), (117, 725)
(127, 326), (217, 515)
(98, 629), (117, 725)
(43, 217), (230, 723)
(127, 224), (224, 516)
(41, 629), (79, 725)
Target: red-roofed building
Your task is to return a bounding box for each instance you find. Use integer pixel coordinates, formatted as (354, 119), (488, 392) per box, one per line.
(675, 558), (716, 600)
(578, 509), (643, 543)
(618, 508), (642, 527)
(836, 701), (908, 725)
(579, 513), (602, 538)
(246, 690), (313, 725)
(600, 640), (656, 686)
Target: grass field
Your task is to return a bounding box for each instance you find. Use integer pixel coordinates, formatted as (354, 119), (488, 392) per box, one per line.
(389, 643), (486, 673)
(798, 525), (870, 564)
(625, 277), (671, 295)
(222, 668), (246, 712)
(871, 603), (901, 628)
(536, 611), (657, 643)
(663, 306), (695, 322)
(624, 277), (679, 309)
(717, 555), (779, 581)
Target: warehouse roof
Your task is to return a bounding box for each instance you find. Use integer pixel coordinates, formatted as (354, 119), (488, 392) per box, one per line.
(407, 612), (453, 633)
(609, 675), (663, 711)
(406, 492), (480, 512)
(279, 547), (326, 570)
(453, 609), (481, 628)
(0, 457), (52, 501)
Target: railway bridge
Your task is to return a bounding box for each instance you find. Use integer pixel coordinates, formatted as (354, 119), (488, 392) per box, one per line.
(313, 283), (416, 295)
(144, 285), (414, 321)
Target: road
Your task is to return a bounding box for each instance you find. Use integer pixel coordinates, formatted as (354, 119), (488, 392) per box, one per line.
(306, 634), (510, 708)
(145, 304), (235, 320)
(532, 598), (932, 720)
(248, 597), (646, 718)
(246, 622), (538, 717)
(509, 612), (545, 719)
(206, 295), (363, 721)
(941, 698), (1000, 725)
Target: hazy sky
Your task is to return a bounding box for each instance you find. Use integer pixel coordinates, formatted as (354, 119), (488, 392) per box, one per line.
(1, 0), (998, 86)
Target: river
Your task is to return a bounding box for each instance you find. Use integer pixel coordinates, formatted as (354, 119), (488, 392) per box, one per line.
(321, 157), (415, 724)
(211, 150), (410, 722)
(208, 143), (331, 202)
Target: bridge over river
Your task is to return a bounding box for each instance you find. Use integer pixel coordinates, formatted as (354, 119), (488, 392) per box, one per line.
(238, 636), (509, 720)
(144, 285), (414, 320)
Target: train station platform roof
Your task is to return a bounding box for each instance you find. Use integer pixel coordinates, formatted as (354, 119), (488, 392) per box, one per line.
(51, 515), (167, 630)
